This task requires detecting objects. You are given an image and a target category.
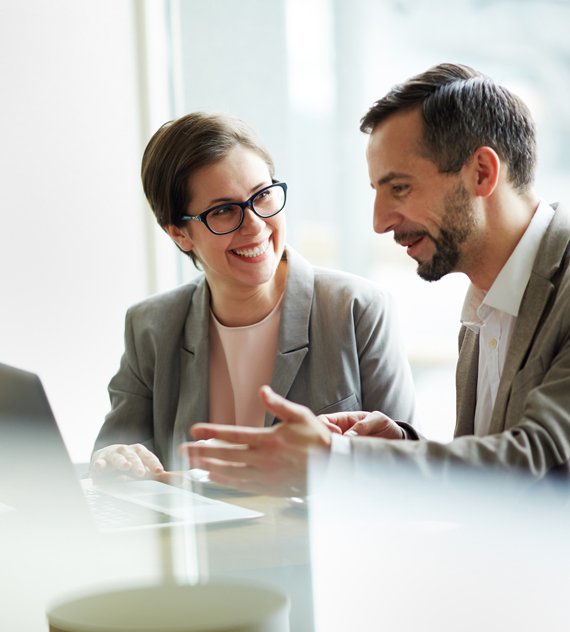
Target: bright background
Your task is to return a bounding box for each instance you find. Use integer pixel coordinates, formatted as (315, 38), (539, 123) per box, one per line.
(2, 0), (570, 462)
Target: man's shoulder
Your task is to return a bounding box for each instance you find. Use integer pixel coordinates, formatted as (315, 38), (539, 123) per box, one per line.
(535, 202), (570, 279)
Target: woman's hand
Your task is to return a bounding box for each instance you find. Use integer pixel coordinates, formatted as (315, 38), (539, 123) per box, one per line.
(90, 444), (165, 482)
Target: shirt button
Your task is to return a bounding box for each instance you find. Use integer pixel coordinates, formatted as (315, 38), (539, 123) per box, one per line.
(488, 338), (498, 350)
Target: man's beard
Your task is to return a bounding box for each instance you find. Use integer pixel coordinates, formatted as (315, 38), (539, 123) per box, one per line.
(398, 182), (476, 282)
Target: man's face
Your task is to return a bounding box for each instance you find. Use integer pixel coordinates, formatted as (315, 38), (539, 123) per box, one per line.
(366, 108), (477, 281)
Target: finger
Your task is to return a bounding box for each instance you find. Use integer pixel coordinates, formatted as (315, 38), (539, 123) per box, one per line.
(321, 411), (368, 434)
(131, 444), (165, 473)
(190, 423), (268, 446)
(196, 458), (277, 493)
(155, 470), (188, 487)
(90, 456), (108, 473)
(320, 411), (368, 425)
(342, 412), (378, 436)
(259, 385), (314, 424)
(90, 454), (132, 482)
(183, 444), (285, 474)
(107, 449), (147, 477)
(344, 412), (402, 438)
(319, 418), (342, 434)
(184, 444), (249, 465)
(107, 452), (133, 471)
(206, 464), (304, 497)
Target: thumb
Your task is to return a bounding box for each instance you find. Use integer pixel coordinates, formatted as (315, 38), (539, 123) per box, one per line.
(259, 385), (314, 425)
(344, 412), (389, 437)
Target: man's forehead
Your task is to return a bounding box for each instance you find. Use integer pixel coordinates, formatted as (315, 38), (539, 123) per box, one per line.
(366, 110), (426, 173)
(369, 109), (422, 148)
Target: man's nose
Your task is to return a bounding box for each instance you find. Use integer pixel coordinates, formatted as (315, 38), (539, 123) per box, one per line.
(373, 195), (399, 235)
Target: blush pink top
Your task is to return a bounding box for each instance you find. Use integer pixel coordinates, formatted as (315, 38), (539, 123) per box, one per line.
(208, 297), (283, 426)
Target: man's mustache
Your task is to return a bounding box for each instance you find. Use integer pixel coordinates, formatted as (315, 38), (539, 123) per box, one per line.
(394, 230), (435, 247)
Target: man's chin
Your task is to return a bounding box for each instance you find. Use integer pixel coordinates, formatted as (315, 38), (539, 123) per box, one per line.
(416, 259), (449, 282)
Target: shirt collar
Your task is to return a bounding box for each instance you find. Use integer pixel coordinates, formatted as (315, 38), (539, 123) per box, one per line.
(461, 199), (554, 329)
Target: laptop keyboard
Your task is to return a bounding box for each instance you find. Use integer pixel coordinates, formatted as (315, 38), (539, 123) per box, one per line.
(83, 487), (177, 531)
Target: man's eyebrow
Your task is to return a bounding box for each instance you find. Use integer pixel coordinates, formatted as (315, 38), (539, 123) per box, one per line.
(375, 171), (411, 187)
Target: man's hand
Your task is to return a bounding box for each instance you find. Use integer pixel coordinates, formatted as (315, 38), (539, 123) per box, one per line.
(90, 444), (165, 482)
(179, 386), (332, 496)
(321, 410), (405, 439)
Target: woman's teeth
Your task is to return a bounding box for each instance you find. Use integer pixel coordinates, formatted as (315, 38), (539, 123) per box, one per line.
(233, 241), (270, 258)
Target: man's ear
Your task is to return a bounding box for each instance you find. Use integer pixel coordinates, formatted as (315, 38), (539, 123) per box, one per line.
(164, 224), (193, 252)
(469, 146), (501, 197)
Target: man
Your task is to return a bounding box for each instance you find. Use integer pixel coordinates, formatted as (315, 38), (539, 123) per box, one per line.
(182, 63), (570, 495)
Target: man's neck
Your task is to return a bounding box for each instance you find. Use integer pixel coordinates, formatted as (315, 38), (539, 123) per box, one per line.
(467, 189), (540, 292)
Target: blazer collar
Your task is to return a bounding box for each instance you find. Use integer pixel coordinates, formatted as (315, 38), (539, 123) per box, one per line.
(265, 246), (313, 425)
(278, 246), (313, 352)
(181, 276), (210, 355)
(455, 326), (479, 437)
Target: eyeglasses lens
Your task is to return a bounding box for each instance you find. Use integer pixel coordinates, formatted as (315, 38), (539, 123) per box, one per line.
(252, 185), (286, 217)
(207, 206), (243, 234)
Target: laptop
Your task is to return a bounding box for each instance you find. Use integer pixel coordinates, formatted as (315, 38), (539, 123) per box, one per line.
(0, 362), (262, 531)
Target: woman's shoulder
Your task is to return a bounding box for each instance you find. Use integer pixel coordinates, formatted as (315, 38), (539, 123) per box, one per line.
(126, 276), (207, 324)
(286, 245), (391, 307)
(314, 267), (391, 311)
(311, 260), (389, 299)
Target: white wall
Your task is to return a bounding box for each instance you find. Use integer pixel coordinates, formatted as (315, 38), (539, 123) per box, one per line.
(0, 1), (165, 461)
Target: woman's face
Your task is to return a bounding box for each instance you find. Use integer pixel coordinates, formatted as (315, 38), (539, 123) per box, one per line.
(168, 144), (286, 294)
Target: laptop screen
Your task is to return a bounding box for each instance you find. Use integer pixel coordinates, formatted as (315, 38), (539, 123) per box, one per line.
(0, 362), (95, 530)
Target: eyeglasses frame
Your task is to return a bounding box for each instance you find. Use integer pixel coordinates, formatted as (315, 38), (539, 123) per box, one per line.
(180, 181), (288, 235)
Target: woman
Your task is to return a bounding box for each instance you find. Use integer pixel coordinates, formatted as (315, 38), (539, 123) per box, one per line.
(91, 112), (415, 478)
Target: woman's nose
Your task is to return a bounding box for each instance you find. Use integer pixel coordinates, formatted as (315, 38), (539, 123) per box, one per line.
(239, 207), (266, 233)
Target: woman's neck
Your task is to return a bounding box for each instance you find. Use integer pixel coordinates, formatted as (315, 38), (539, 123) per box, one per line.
(208, 259), (288, 327)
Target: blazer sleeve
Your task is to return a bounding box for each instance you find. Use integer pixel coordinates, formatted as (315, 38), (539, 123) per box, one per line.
(349, 308), (570, 478)
(93, 306), (155, 455)
(356, 290), (416, 425)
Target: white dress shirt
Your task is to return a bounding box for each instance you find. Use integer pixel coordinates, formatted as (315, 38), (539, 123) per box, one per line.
(460, 200), (554, 436)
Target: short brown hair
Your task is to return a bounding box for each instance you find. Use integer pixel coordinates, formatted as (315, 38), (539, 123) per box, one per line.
(360, 63), (536, 193)
(141, 112), (275, 265)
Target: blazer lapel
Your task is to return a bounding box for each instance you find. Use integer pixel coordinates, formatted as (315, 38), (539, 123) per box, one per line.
(490, 204), (570, 434)
(265, 248), (312, 426)
(172, 278), (210, 450)
(455, 327), (479, 437)
(489, 277), (553, 433)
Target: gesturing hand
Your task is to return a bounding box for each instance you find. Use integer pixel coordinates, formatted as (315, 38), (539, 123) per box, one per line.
(179, 386), (332, 496)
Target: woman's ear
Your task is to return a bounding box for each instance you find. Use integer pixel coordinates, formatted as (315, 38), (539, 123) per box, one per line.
(164, 224), (193, 252)
(469, 146), (501, 197)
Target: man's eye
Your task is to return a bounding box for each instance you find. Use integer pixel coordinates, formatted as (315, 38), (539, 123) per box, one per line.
(392, 184), (409, 196)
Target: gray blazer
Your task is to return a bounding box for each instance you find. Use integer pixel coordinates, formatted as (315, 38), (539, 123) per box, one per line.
(95, 247), (415, 466)
(351, 203), (570, 477)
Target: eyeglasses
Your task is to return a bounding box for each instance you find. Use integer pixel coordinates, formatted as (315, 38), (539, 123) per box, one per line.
(180, 182), (287, 235)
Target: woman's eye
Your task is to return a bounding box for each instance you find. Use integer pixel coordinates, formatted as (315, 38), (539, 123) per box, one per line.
(211, 206), (234, 217)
